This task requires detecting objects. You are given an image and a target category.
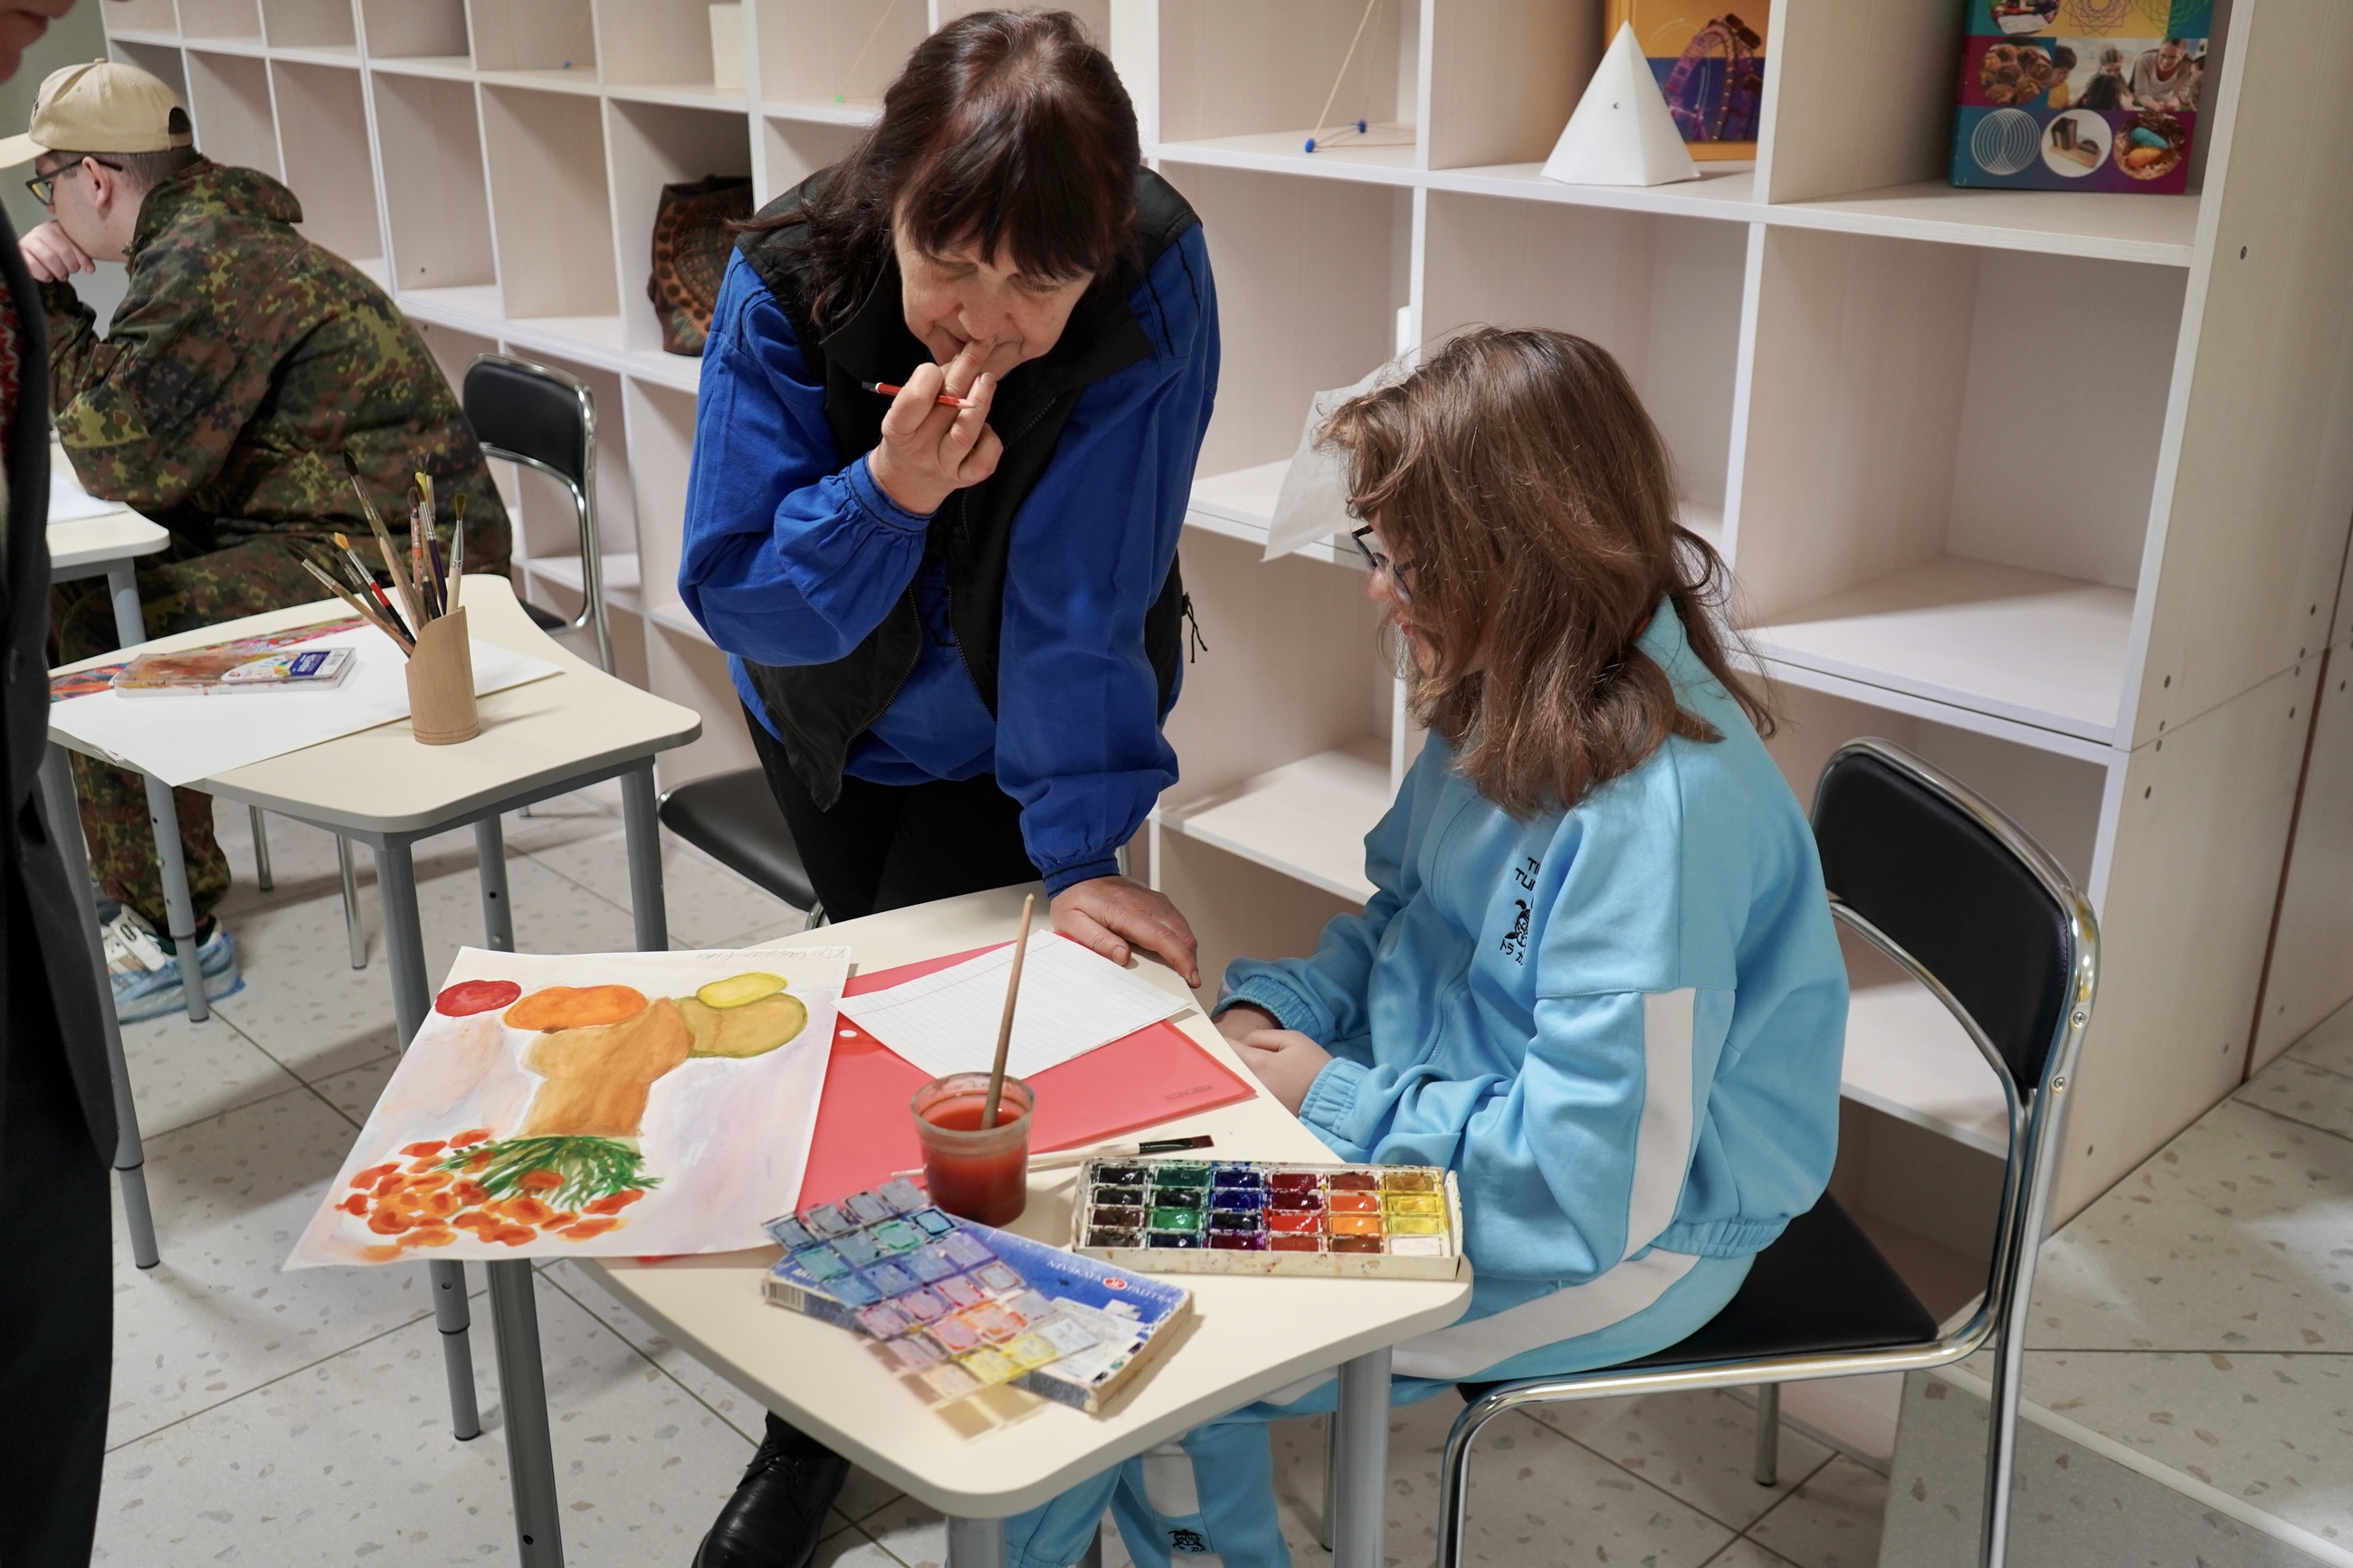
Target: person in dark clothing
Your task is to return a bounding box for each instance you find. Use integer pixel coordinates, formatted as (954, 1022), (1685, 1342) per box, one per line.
(0, 9), (121, 1563)
(676, 11), (1219, 1568)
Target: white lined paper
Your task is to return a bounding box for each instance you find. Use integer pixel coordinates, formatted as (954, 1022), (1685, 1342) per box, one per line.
(837, 932), (1189, 1079)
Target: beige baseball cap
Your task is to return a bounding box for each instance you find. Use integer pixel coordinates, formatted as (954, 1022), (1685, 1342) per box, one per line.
(0, 61), (194, 170)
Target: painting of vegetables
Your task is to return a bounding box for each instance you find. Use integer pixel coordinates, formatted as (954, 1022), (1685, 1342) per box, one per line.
(291, 946), (849, 1267)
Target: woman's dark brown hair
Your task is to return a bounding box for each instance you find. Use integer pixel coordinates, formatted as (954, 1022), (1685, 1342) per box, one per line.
(745, 10), (1141, 325)
(1324, 327), (1773, 819)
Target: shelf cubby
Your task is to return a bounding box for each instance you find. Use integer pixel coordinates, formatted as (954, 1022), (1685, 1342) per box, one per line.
(597, 0), (730, 97)
(371, 71), (497, 292)
(761, 113), (864, 199)
(1422, 191), (1748, 534)
(469, 0), (595, 74)
(757, 0), (929, 121)
(1421, 0), (1586, 171)
(1156, 530), (1398, 906)
(605, 99), (755, 355)
(360, 0), (469, 62)
(185, 49), (281, 178)
(179, 0), (262, 40)
(480, 85), (619, 326)
(110, 38), (189, 100)
(1165, 163), (1406, 485)
(1732, 227), (2185, 749)
(107, 0), (179, 34)
(261, 0), (356, 53)
(1154, 0), (1418, 174)
(272, 60), (383, 267)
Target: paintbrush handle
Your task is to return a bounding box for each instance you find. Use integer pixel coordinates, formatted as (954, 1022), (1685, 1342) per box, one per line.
(981, 894), (1036, 1130)
(301, 559), (411, 653)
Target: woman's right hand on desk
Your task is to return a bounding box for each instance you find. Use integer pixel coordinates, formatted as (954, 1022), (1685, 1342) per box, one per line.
(866, 343), (999, 516)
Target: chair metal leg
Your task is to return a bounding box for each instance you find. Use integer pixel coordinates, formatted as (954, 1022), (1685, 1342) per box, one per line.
(1438, 1384), (1509, 1568)
(249, 806), (273, 891)
(43, 744), (160, 1269)
(1317, 1409), (1337, 1551)
(338, 837), (366, 968)
(1753, 1383), (1780, 1486)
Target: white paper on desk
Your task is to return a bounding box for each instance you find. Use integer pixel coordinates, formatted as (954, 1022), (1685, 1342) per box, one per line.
(837, 931), (1189, 1079)
(49, 622), (560, 785)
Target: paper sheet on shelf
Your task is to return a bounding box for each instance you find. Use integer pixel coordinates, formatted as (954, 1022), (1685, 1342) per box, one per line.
(48, 621), (561, 785)
(834, 931), (1190, 1080)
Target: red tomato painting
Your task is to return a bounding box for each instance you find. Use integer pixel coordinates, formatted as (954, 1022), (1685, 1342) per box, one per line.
(435, 978), (524, 1017)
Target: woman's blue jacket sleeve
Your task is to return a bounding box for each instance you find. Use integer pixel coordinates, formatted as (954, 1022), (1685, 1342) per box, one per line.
(677, 235), (1220, 893)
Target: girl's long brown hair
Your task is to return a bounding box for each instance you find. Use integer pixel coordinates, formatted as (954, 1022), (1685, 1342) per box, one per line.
(739, 10), (1141, 326)
(1323, 327), (1772, 819)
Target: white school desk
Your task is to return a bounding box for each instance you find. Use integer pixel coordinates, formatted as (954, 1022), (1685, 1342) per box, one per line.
(592, 885), (1475, 1568)
(48, 575), (700, 1566)
(41, 499), (176, 1268)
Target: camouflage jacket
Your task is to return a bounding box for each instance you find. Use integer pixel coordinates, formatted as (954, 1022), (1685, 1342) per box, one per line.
(42, 159), (509, 569)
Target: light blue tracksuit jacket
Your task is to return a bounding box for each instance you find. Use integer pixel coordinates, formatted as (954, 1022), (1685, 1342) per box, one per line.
(1005, 604), (1849, 1568)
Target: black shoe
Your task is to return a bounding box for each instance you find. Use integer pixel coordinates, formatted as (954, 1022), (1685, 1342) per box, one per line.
(693, 1414), (852, 1568)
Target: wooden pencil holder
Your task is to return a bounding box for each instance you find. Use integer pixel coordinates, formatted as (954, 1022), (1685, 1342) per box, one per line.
(405, 607), (479, 745)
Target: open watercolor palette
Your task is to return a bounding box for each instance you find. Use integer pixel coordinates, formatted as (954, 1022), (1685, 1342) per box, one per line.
(763, 1178), (1189, 1412)
(1068, 1158), (1465, 1279)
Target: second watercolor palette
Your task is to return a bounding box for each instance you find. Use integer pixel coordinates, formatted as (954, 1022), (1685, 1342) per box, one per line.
(1067, 1158), (1464, 1279)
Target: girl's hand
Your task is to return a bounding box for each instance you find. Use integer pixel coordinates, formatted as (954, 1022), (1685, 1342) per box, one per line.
(1232, 1029), (1331, 1116)
(1215, 1003), (1278, 1046)
(866, 342), (1000, 515)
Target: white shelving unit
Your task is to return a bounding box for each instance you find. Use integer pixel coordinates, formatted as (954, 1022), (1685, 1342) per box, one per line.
(98, 0), (2353, 1231)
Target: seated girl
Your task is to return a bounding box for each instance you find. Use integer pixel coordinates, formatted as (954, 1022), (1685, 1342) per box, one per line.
(1005, 326), (1849, 1568)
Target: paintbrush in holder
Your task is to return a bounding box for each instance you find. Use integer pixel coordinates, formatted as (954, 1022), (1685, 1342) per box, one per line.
(338, 452), (477, 745)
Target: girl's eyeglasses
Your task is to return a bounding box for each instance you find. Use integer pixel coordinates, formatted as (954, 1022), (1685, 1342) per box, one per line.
(1349, 525), (1415, 602)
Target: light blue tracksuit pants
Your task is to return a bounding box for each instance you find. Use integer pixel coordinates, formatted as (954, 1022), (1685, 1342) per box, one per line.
(1001, 1253), (1750, 1568)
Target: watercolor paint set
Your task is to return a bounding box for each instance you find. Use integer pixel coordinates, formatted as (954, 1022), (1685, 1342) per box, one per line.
(1068, 1158), (1464, 1279)
(763, 1179), (1190, 1412)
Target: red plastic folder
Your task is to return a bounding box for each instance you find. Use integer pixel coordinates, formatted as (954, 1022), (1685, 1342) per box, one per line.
(794, 944), (1259, 1209)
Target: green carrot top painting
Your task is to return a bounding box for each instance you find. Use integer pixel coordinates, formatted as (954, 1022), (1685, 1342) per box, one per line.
(291, 946), (850, 1266)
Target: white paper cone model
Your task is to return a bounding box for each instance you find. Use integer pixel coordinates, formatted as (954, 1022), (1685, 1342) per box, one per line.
(1542, 23), (1700, 187)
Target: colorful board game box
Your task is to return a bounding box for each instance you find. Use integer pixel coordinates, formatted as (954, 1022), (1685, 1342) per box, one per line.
(1069, 1158), (1466, 1281)
(1950, 0), (2211, 194)
(761, 1179), (1190, 1414)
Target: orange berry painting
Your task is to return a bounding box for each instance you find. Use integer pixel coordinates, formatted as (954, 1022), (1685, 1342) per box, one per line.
(291, 947), (850, 1267)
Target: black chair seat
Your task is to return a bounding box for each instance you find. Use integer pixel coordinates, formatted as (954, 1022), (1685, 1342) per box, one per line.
(659, 767), (818, 913)
(519, 599), (567, 632)
(1460, 1194), (1938, 1403)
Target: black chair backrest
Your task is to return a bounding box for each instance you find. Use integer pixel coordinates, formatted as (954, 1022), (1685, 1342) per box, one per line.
(463, 356), (588, 488)
(1812, 742), (2077, 1093)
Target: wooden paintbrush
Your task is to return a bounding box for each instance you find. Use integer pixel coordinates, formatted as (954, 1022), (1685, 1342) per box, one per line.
(342, 451), (423, 635)
(982, 894), (1036, 1129)
(301, 556), (412, 653)
(893, 1133), (1214, 1182)
(331, 531), (403, 633)
(445, 493), (467, 613)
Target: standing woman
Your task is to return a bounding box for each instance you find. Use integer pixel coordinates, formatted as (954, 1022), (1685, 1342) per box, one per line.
(679, 13), (1215, 1564)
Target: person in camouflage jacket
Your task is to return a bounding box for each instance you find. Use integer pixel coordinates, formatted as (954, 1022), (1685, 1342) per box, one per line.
(18, 97), (510, 946)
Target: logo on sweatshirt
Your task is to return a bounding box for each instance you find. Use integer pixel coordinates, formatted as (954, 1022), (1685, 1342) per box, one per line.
(1500, 856), (1540, 965)
(1168, 1526), (1212, 1553)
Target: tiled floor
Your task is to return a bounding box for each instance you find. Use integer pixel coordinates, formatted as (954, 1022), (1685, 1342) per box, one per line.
(92, 788), (1890, 1566)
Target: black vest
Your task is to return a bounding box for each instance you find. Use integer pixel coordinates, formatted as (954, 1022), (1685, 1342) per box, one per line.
(736, 167), (1200, 809)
